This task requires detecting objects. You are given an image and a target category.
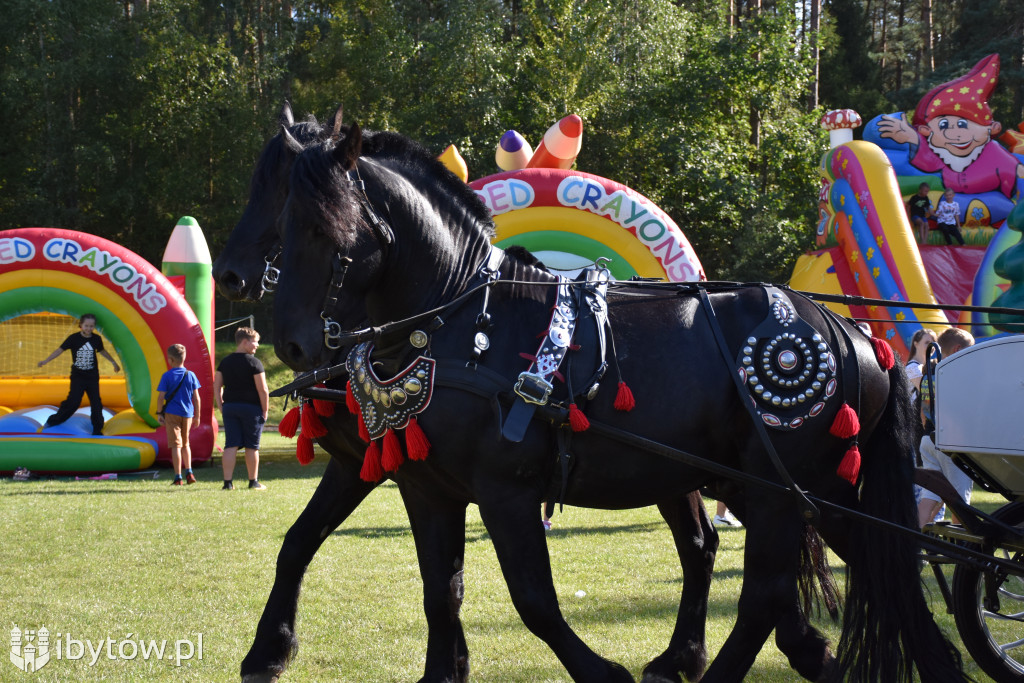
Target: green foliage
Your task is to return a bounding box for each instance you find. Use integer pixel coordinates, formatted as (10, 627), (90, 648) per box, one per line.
(0, 0), (826, 281)
(3, 0), (1014, 281)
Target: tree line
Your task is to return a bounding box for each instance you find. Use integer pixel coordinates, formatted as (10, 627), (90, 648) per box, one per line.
(1, 0), (1020, 283)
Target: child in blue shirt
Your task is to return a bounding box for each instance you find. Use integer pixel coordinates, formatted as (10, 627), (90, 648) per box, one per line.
(157, 344), (202, 485)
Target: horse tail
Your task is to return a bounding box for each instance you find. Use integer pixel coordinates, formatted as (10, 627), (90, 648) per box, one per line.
(834, 364), (967, 682)
(798, 523), (840, 622)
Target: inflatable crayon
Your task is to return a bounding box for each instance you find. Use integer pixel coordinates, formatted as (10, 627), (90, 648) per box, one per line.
(495, 130), (534, 172)
(162, 216), (214, 358)
(437, 144), (468, 182)
(527, 114), (583, 170)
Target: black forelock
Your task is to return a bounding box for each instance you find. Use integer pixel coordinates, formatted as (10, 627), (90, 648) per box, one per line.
(288, 138), (365, 247)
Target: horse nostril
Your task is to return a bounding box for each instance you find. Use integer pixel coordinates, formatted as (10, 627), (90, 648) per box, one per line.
(279, 341), (310, 370)
(219, 271), (244, 292)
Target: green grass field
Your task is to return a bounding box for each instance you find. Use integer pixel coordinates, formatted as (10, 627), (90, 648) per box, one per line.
(0, 445), (1008, 681)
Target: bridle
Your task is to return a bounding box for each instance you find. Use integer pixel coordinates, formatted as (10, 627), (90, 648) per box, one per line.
(318, 163), (394, 350)
(261, 242), (283, 294)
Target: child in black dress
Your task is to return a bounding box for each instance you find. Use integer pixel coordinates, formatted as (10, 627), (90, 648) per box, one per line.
(38, 313), (120, 435)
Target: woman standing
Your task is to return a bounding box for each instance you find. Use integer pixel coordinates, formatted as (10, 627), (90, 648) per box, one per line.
(214, 326), (270, 490)
(905, 327), (937, 407)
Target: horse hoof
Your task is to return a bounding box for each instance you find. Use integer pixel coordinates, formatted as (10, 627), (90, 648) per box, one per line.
(639, 673), (681, 683)
(241, 674), (279, 683)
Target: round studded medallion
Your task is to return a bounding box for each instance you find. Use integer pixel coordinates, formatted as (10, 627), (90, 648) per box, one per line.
(735, 293), (840, 432)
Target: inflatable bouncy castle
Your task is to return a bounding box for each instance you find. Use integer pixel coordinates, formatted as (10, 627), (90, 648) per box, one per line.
(791, 54), (1024, 355)
(457, 115), (704, 283)
(0, 223), (216, 473)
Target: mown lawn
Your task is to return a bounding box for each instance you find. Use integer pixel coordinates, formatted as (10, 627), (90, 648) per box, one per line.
(0, 447), (1006, 681)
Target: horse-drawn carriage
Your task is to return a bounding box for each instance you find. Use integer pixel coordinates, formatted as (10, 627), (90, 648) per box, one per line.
(917, 333), (1024, 682)
(215, 107), (1024, 682)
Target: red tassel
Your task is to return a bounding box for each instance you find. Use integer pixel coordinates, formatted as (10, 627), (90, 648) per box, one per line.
(345, 379), (360, 415)
(870, 336), (895, 370)
(405, 417), (431, 461)
(357, 413), (370, 442)
(837, 443), (861, 485)
(296, 434), (315, 465)
(360, 441), (383, 482)
(568, 403), (590, 432)
(278, 406), (300, 438)
(313, 385), (336, 416)
(381, 429), (404, 472)
(300, 403), (329, 438)
(829, 403), (860, 439)
(614, 381), (636, 412)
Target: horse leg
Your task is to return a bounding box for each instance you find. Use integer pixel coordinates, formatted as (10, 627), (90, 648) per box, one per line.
(399, 484), (471, 683)
(640, 492), (718, 683)
(478, 494), (634, 683)
(700, 498), (803, 682)
(241, 456), (377, 683)
(773, 602), (835, 682)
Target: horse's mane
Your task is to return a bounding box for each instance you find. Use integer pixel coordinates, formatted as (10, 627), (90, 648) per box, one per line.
(504, 244), (545, 268)
(290, 128), (496, 246)
(360, 130), (496, 238)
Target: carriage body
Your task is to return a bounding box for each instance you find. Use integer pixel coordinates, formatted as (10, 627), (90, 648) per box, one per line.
(919, 333), (1024, 681)
(934, 334), (1024, 498)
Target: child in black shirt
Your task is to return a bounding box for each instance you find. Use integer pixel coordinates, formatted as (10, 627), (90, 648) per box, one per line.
(907, 182), (934, 244)
(38, 313), (120, 435)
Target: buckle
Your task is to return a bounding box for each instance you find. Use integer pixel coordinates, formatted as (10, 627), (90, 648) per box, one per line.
(514, 372), (553, 406)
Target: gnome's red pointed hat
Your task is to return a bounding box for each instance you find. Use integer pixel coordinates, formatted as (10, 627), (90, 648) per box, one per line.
(913, 53), (1000, 127)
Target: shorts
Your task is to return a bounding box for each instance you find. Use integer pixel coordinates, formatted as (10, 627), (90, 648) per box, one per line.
(917, 434), (973, 505)
(222, 402), (265, 450)
(163, 413), (192, 449)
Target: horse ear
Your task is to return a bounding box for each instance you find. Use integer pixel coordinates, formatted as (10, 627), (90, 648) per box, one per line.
(280, 125), (303, 155)
(328, 104), (344, 139)
(278, 101), (295, 128)
(335, 122), (362, 169)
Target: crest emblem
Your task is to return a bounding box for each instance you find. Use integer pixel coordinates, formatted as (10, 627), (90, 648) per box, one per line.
(10, 625), (51, 673)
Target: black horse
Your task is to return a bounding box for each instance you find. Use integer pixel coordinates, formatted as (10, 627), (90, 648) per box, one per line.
(213, 102), (335, 301)
(270, 123), (969, 682)
(215, 108), (722, 683)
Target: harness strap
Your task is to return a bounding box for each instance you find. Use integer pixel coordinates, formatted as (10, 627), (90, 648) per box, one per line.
(502, 278), (578, 442)
(697, 285), (820, 523)
(321, 252), (354, 350)
(469, 246), (506, 366)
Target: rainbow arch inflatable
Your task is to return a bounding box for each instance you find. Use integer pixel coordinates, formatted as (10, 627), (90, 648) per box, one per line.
(0, 228), (215, 472)
(470, 168), (704, 282)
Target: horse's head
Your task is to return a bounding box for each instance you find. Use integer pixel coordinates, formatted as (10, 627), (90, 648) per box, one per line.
(213, 102), (346, 301)
(273, 123), (386, 371)
(273, 123), (500, 371)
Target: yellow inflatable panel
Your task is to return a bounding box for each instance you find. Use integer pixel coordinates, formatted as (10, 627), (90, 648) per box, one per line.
(790, 252), (852, 318)
(0, 377), (130, 411)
